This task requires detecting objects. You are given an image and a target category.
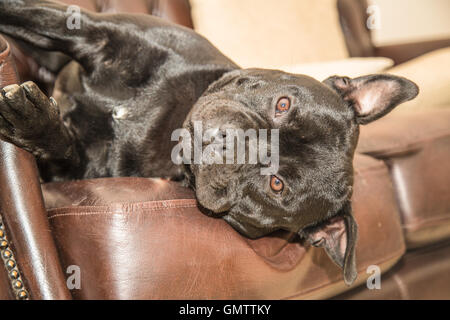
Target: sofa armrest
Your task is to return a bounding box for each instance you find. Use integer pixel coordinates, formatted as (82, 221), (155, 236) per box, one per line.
(357, 108), (450, 249)
(374, 38), (450, 65)
(41, 154), (406, 300)
(0, 36), (71, 300)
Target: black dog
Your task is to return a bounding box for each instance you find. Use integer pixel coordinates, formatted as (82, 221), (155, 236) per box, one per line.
(0, 0), (418, 285)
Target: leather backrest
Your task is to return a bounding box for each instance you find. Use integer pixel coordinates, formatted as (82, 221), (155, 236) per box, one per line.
(337, 0), (374, 57)
(357, 108), (450, 249)
(61, 0), (194, 28)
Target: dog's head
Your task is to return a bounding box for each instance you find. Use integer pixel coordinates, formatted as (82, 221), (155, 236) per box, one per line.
(182, 69), (418, 284)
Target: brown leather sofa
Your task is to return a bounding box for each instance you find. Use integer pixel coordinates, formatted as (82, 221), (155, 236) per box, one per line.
(0, 0), (449, 300)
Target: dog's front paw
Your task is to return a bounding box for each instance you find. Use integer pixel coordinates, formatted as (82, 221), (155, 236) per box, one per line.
(0, 81), (61, 157)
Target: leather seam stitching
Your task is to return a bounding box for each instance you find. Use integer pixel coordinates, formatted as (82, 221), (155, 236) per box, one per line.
(48, 203), (199, 219)
(46, 198), (197, 212)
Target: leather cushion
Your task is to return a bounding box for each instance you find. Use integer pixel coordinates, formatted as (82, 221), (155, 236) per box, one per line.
(357, 108), (450, 248)
(335, 241), (450, 299)
(42, 154), (405, 299)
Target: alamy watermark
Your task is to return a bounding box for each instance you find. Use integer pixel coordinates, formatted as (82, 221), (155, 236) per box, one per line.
(366, 4), (381, 30)
(171, 121), (279, 175)
(366, 264), (381, 290)
(66, 5), (81, 30)
(66, 265), (81, 290)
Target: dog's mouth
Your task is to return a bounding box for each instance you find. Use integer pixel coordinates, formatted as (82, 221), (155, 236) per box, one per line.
(221, 202), (345, 239)
(221, 183), (354, 237)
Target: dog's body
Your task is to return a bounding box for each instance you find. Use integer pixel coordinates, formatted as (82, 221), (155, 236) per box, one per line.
(0, 0), (419, 284)
(0, 1), (239, 181)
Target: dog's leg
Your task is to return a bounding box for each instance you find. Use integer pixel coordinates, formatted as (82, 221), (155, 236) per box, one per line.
(0, 0), (169, 82)
(0, 0), (96, 69)
(0, 81), (79, 165)
(0, 0), (173, 179)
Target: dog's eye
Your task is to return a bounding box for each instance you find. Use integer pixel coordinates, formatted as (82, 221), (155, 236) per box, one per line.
(275, 97), (290, 115)
(270, 175), (284, 193)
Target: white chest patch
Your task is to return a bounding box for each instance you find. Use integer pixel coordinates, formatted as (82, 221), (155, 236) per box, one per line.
(113, 107), (128, 120)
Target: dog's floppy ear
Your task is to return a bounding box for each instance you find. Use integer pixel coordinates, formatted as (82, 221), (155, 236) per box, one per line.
(323, 74), (419, 124)
(301, 204), (358, 285)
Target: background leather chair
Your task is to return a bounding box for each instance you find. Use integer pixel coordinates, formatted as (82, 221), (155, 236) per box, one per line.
(0, 0), (449, 299)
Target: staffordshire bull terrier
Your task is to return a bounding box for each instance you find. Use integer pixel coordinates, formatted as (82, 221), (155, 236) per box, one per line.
(0, 0), (418, 285)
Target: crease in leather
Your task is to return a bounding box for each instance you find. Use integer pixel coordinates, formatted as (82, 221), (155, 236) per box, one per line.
(353, 162), (387, 176)
(0, 39), (10, 61)
(363, 147), (422, 159)
(260, 245), (306, 272)
(402, 211), (450, 231)
(245, 234), (306, 271)
(359, 124), (450, 157)
(246, 232), (297, 257)
(392, 274), (410, 300)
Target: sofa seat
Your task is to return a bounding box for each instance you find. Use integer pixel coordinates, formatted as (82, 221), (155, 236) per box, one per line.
(335, 240), (450, 299)
(42, 154), (405, 299)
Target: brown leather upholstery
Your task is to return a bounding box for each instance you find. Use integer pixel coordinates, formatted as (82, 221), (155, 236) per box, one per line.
(337, 0), (374, 57)
(0, 39), (18, 85)
(0, 36), (72, 300)
(336, 0), (450, 64)
(41, 155), (405, 299)
(334, 240), (450, 299)
(357, 109), (450, 249)
(0, 265), (14, 300)
(61, 0), (194, 28)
